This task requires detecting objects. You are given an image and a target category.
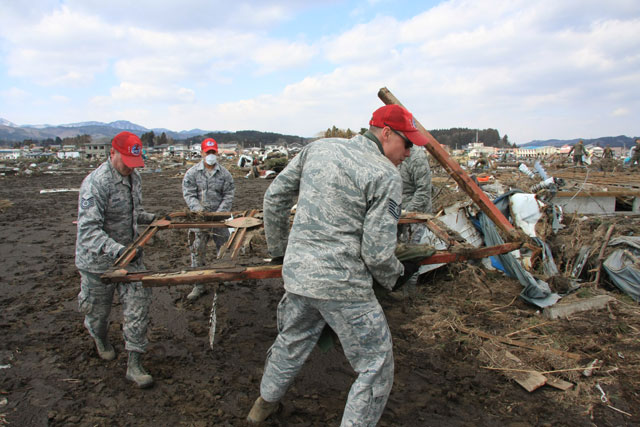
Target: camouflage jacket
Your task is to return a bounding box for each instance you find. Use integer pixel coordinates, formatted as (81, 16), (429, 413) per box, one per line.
(263, 134), (404, 301)
(182, 161), (235, 212)
(571, 143), (585, 155)
(398, 145), (432, 213)
(75, 160), (155, 273)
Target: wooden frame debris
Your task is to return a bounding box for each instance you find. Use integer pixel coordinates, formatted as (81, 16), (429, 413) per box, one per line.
(102, 87), (530, 287)
(102, 211), (523, 287)
(377, 87), (519, 240)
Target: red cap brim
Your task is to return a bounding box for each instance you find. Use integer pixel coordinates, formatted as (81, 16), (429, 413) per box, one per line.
(203, 147), (217, 153)
(405, 129), (429, 147)
(121, 154), (144, 168)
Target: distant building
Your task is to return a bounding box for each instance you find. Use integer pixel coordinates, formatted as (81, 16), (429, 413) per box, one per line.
(84, 141), (110, 159)
(57, 151), (81, 159)
(515, 146), (559, 158)
(466, 143), (497, 158)
(0, 149), (21, 160)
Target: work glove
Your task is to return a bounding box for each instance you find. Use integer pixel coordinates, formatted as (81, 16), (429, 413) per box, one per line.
(269, 256), (284, 265)
(147, 213), (172, 223)
(131, 247), (143, 263)
(393, 261), (420, 292)
(138, 215), (156, 225)
(117, 246), (126, 259)
(116, 247), (143, 263)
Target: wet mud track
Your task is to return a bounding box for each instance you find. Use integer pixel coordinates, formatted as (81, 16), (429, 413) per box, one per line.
(0, 164), (636, 426)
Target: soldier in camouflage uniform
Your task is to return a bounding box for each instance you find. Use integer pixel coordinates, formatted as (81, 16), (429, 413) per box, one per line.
(75, 131), (157, 388)
(247, 105), (428, 426)
(182, 138), (235, 300)
(397, 145), (433, 292)
(398, 145), (432, 214)
(567, 140), (586, 166)
(631, 139), (640, 170)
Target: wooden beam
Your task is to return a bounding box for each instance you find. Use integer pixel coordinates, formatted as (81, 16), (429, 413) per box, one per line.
(418, 242), (522, 264)
(377, 87), (518, 240)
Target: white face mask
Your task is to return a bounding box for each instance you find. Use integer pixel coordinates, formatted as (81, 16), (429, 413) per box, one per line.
(205, 154), (217, 165)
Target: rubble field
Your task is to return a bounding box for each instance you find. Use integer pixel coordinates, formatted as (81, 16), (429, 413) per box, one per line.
(0, 158), (639, 426)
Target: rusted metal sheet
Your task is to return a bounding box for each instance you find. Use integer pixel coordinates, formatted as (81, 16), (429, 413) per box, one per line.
(377, 87), (518, 240)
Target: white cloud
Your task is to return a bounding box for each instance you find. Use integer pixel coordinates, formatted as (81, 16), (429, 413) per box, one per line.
(611, 107), (629, 117)
(62, 0), (318, 30)
(1, 0), (640, 141)
(50, 95), (70, 104)
(252, 41), (316, 74)
(109, 82), (195, 103)
(1, 87), (29, 102)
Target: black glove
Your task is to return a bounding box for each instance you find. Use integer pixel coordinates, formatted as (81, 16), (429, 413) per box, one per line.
(116, 247), (143, 262)
(138, 215), (155, 225)
(393, 261), (420, 291)
(131, 247), (143, 263)
(269, 256), (284, 265)
(117, 246), (126, 259)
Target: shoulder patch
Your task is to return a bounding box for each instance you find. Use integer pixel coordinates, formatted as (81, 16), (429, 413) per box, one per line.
(388, 198), (401, 220)
(80, 197), (95, 209)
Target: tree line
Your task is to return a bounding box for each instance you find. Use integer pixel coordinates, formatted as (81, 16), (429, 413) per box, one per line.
(183, 130), (306, 148)
(320, 126), (512, 148)
(1, 127), (514, 150)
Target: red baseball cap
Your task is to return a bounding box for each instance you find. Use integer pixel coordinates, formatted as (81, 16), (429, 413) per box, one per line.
(112, 131), (144, 168)
(369, 104), (429, 146)
(201, 138), (218, 153)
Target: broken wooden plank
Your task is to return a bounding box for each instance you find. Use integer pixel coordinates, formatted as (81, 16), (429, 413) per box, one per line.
(512, 370), (548, 392)
(459, 326), (582, 360)
(419, 242), (522, 264)
(542, 295), (614, 320)
(479, 344), (547, 392)
(594, 225), (615, 286)
(546, 377), (574, 391)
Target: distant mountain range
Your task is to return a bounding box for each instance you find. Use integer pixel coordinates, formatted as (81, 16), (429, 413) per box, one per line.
(0, 118), (213, 143)
(1, 117), (636, 149)
(520, 135), (637, 148)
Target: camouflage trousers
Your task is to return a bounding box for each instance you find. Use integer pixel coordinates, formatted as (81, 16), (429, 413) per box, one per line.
(188, 228), (231, 267)
(77, 270), (152, 353)
(260, 292), (394, 427)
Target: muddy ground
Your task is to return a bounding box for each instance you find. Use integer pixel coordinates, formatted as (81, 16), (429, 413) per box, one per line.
(0, 159), (639, 426)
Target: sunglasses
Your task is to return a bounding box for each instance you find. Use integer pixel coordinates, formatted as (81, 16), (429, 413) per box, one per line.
(385, 123), (413, 149)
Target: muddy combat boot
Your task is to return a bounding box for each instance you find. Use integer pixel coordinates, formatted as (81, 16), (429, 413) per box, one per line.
(126, 351), (154, 388)
(186, 284), (207, 301)
(247, 396), (280, 423)
(93, 336), (116, 361)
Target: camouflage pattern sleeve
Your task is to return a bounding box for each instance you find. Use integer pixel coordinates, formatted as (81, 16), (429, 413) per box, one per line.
(77, 174), (124, 260)
(135, 178), (156, 224)
(361, 176), (404, 290)
(182, 166), (204, 212)
(263, 152), (303, 257)
(400, 146), (432, 213)
(217, 169), (235, 212)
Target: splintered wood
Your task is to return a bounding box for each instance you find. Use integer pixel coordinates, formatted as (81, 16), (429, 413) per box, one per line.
(479, 342), (575, 393)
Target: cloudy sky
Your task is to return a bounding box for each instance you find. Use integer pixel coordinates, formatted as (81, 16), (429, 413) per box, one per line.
(0, 0), (638, 144)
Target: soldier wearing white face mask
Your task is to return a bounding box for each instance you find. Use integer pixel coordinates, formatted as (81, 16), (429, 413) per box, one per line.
(182, 138), (235, 300)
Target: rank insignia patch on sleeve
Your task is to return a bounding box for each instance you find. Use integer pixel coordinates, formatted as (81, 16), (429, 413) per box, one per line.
(388, 198), (400, 220)
(80, 197), (95, 209)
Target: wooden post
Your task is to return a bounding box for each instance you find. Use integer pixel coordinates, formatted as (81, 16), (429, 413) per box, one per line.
(377, 87), (518, 240)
